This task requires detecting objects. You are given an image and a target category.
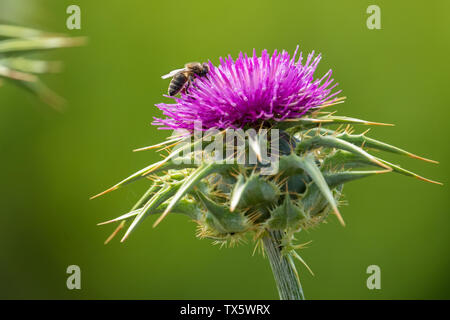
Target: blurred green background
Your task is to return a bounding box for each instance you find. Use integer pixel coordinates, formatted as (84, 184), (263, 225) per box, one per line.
(0, 0), (449, 299)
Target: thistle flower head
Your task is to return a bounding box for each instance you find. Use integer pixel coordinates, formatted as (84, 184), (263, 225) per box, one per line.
(154, 46), (340, 131)
(94, 46), (440, 300)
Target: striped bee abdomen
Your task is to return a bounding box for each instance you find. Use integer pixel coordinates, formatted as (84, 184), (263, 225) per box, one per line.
(168, 72), (188, 96)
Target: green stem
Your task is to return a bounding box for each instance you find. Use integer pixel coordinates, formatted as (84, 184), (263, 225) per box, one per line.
(262, 230), (305, 300)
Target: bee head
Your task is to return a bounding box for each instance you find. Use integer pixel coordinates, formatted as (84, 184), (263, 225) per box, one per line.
(200, 62), (210, 75)
(186, 62), (209, 76)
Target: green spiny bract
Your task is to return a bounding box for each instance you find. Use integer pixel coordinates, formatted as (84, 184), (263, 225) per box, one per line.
(95, 108), (441, 257)
(0, 24), (85, 109)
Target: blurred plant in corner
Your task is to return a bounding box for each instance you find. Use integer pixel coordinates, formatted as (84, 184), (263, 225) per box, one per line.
(0, 24), (85, 109)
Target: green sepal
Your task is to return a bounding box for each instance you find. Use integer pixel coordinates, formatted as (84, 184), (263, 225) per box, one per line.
(323, 170), (385, 188)
(267, 193), (307, 231)
(278, 153), (338, 213)
(98, 197), (202, 226)
(278, 114), (391, 131)
(230, 174), (279, 211)
(197, 191), (249, 234)
(302, 183), (343, 217)
(322, 150), (372, 170)
(287, 174), (308, 195)
(91, 159), (196, 199)
(121, 182), (182, 241)
(322, 150), (441, 185)
(376, 158), (442, 185)
(302, 128), (437, 163)
(155, 161), (236, 226)
(278, 153), (307, 176)
(296, 154), (342, 222)
(296, 134), (388, 169)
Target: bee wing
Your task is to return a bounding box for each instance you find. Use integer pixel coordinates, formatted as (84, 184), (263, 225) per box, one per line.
(161, 68), (186, 79)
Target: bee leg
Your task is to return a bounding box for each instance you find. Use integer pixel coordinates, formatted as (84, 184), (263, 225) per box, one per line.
(184, 77), (192, 94)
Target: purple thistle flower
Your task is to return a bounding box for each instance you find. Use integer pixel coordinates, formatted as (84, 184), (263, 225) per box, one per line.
(154, 46), (340, 131)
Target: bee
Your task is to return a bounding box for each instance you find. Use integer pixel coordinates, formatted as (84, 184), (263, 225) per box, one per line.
(161, 62), (209, 96)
